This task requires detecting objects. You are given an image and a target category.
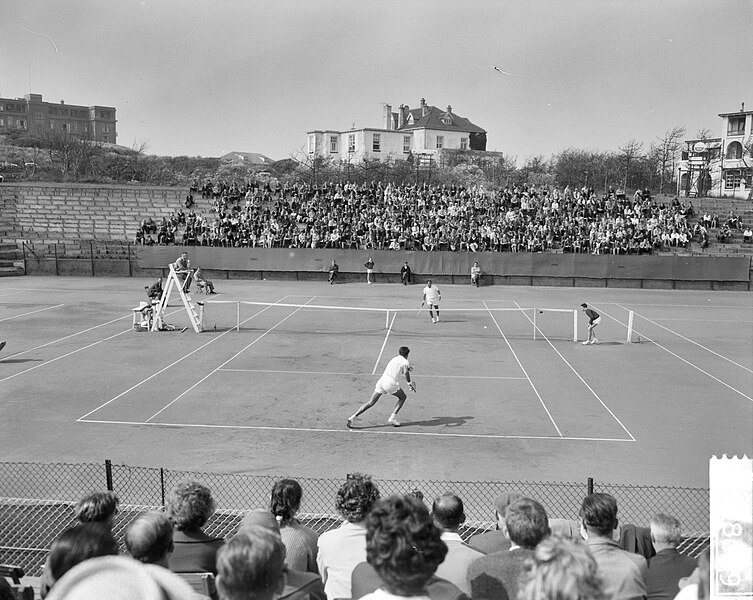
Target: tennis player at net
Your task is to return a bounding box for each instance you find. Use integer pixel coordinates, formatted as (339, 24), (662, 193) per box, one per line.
(347, 346), (416, 428)
(581, 303), (600, 345)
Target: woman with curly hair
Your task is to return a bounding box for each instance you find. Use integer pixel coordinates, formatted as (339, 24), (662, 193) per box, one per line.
(359, 495), (447, 600)
(317, 473), (380, 600)
(165, 480), (224, 574)
(269, 478), (320, 573)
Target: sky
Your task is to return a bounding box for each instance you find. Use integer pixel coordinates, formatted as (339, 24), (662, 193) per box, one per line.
(1, 0), (752, 163)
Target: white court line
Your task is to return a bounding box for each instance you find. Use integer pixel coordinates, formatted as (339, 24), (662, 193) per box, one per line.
(596, 305), (752, 403)
(372, 312), (396, 375)
(618, 304), (752, 374)
(601, 302), (750, 309)
(484, 301), (563, 437)
(218, 368), (527, 380)
(144, 298), (317, 423)
(514, 302), (636, 441)
(0, 304), (65, 322)
(651, 318), (753, 323)
(76, 302), (286, 421)
(0, 290), (26, 298)
(76, 418), (634, 442)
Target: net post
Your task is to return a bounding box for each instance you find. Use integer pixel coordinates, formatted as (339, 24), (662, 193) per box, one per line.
(237, 302), (240, 332)
(385, 309), (389, 330)
(198, 303), (205, 332)
(627, 310), (634, 343)
(573, 309), (578, 342)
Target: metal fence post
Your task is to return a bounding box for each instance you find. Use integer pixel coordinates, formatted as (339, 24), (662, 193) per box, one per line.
(54, 243), (59, 276)
(587, 477), (594, 495)
(160, 468), (165, 506)
(105, 459), (113, 491)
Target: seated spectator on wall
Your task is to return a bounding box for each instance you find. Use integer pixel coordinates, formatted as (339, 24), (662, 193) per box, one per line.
(317, 473), (380, 600)
(269, 478), (320, 574)
(400, 262), (412, 285)
(146, 277), (163, 301)
(75, 491), (120, 526)
(357, 495), (448, 600)
(468, 497), (551, 600)
(744, 226), (753, 243)
(467, 491), (523, 554)
(518, 536), (607, 600)
(125, 511), (175, 568)
(42, 522), (119, 598)
(645, 513), (696, 600)
(194, 267), (216, 294)
(431, 493), (484, 596)
(216, 526), (287, 600)
(580, 493), (647, 600)
(165, 480), (224, 574)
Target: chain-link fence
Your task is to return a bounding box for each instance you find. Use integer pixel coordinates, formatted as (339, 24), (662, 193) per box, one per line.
(0, 460), (710, 577)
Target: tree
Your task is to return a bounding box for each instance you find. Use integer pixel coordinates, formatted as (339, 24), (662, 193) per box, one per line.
(650, 126), (685, 194)
(617, 139), (644, 191)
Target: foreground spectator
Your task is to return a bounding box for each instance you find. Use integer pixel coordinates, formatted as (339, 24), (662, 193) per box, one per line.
(581, 493), (647, 600)
(645, 513), (696, 600)
(674, 548), (710, 600)
(46, 555), (197, 600)
(125, 511), (175, 567)
(317, 473), (380, 600)
(74, 491), (119, 525)
(237, 509), (326, 600)
(360, 495), (448, 600)
(430, 493), (483, 595)
(518, 536), (607, 600)
(42, 522), (119, 598)
(270, 478), (320, 573)
(469, 497), (551, 600)
(216, 526), (287, 600)
(467, 491), (523, 553)
(166, 480), (224, 573)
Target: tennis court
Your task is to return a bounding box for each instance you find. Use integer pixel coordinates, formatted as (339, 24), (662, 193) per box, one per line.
(0, 277), (750, 487)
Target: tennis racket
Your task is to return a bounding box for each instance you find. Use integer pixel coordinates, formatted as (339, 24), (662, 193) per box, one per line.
(415, 301), (425, 317)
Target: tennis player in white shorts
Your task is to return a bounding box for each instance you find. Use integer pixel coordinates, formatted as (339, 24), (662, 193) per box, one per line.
(347, 346), (416, 428)
(422, 280), (441, 323)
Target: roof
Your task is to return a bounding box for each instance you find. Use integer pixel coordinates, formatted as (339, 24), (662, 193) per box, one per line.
(220, 151), (274, 164)
(718, 110), (753, 118)
(397, 104), (486, 134)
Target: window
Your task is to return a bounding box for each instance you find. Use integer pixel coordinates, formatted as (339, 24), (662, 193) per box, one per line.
(348, 134), (355, 153)
(403, 135), (411, 153)
(727, 116), (745, 136)
(0, 118), (4, 127)
(436, 135), (444, 149)
(104, 125), (110, 133)
(726, 141), (743, 160)
(18, 119), (26, 129)
(82, 123), (88, 132)
(372, 133), (381, 152)
(725, 170), (742, 189)
(308, 134), (315, 154)
(330, 136), (338, 153)
(460, 137), (468, 150)
(441, 114), (452, 125)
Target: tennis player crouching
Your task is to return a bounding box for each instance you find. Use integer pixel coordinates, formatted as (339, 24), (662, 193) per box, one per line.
(348, 346), (416, 428)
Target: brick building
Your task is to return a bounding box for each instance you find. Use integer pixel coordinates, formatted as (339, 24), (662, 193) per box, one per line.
(0, 93), (117, 144)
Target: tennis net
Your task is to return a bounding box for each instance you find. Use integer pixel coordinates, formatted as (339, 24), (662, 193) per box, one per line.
(199, 300), (579, 341)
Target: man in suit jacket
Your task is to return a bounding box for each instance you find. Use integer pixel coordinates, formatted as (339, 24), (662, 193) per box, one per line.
(468, 497), (551, 600)
(645, 514), (696, 600)
(467, 491), (523, 554)
(581, 493), (647, 600)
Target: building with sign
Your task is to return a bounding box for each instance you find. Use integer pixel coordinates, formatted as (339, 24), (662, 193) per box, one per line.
(678, 103), (752, 198)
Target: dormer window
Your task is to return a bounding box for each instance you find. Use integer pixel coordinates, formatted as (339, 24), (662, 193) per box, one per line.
(441, 113), (453, 125)
(407, 114), (414, 125)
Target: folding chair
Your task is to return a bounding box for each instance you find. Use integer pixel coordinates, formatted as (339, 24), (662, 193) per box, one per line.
(176, 572), (218, 600)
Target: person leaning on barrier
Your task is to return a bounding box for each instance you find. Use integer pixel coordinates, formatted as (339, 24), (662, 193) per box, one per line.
(645, 513), (696, 600)
(518, 536), (608, 600)
(165, 480), (224, 574)
(125, 511), (175, 567)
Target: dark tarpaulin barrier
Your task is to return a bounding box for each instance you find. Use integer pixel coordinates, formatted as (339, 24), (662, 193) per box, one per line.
(133, 247), (750, 282)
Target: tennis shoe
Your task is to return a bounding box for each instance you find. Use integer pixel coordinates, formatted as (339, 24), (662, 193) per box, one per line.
(387, 416), (400, 427)
(590, 338), (598, 344)
(347, 417), (356, 429)
(582, 340), (590, 345)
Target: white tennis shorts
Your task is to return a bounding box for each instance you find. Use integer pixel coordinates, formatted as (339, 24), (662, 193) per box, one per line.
(375, 376), (400, 395)
(591, 317), (601, 325)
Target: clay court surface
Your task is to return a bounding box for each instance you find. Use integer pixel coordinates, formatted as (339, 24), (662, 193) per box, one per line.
(0, 276), (750, 487)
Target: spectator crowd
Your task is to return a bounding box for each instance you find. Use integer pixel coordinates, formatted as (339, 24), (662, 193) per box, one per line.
(133, 179), (748, 255)
(23, 475), (710, 600)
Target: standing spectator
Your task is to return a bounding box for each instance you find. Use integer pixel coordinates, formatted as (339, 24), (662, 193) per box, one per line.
(431, 494), (484, 596)
(317, 473), (380, 600)
(467, 491), (523, 554)
(269, 479), (320, 574)
(581, 493), (647, 600)
(468, 497), (551, 600)
(645, 514), (696, 600)
(400, 262), (412, 285)
(364, 257), (375, 284)
(328, 260), (339, 285)
(165, 480), (224, 574)
(518, 536), (607, 600)
(125, 511), (174, 568)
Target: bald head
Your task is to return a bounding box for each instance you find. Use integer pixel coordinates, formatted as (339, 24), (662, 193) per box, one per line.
(432, 493), (465, 531)
(125, 511), (174, 567)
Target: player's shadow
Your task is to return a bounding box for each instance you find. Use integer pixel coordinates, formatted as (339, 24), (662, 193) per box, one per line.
(400, 415), (474, 428)
(0, 358), (43, 364)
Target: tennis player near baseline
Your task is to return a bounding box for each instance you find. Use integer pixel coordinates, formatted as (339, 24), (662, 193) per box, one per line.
(347, 346), (416, 428)
(422, 279), (442, 323)
(581, 303), (600, 345)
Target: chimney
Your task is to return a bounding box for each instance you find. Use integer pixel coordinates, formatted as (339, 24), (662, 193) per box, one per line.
(742, 102), (745, 112)
(398, 104), (405, 128)
(447, 105), (452, 113)
(421, 97), (427, 117)
(383, 104), (392, 130)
